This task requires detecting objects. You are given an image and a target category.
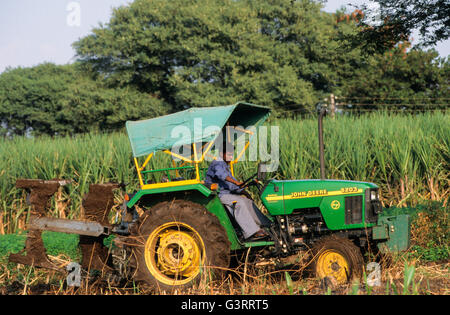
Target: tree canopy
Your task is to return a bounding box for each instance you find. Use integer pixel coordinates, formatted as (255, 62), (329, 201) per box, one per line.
(0, 63), (166, 136)
(0, 0), (448, 136)
(74, 0), (329, 111)
(355, 0), (450, 49)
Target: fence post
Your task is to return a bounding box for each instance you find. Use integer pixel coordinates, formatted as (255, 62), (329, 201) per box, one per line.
(330, 93), (335, 118)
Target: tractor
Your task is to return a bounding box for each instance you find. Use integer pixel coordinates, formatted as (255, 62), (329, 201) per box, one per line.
(9, 102), (411, 291)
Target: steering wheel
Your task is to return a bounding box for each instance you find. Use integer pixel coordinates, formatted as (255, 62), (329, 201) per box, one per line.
(237, 163), (267, 194)
(239, 172), (258, 189)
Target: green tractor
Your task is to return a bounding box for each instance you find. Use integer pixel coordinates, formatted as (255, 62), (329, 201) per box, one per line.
(10, 102), (410, 291)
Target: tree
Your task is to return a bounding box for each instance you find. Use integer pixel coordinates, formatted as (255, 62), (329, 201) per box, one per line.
(322, 5), (449, 107)
(339, 48), (450, 109)
(355, 0), (450, 50)
(74, 0), (354, 112)
(0, 63), (167, 136)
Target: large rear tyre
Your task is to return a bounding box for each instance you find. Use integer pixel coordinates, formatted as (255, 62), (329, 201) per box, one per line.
(310, 235), (364, 285)
(131, 200), (230, 291)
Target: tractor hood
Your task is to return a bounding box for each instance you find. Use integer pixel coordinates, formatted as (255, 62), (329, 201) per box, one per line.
(261, 179), (379, 216)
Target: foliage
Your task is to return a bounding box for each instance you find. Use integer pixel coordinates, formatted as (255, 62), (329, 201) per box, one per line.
(74, 0), (327, 111)
(0, 232), (27, 258)
(0, 231), (80, 261)
(0, 63), (167, 136)
(73, 0), (449, 113)
(382, 201), (449, 262)
(103, 235), (117, 249)
(338, 49), (449, 108)
(355, 0), (450, 49)
(41, 231), (81, 261)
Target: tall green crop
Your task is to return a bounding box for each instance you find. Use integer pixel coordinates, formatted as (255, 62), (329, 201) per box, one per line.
(0, 111), (448, 233)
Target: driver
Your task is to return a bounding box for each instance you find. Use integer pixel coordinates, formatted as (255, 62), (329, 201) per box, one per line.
(205, 142), (271, 240)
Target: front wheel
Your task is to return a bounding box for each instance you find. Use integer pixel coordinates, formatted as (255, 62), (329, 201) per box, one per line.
(131, 200), (230, 291)
(310, 235), (364, 285)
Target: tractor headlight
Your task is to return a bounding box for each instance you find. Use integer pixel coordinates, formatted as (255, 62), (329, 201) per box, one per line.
(370, 190), (378, 200)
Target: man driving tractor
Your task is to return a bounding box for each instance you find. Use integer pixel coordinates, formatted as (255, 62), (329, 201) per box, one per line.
(205, 141), (271, 240)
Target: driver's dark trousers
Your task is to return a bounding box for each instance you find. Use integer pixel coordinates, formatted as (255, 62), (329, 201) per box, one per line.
(219, 194), (271, 239)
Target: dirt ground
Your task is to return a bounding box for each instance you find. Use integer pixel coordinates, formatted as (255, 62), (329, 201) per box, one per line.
(0, 260), (448, 295)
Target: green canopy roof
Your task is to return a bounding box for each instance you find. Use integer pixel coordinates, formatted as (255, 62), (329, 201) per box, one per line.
(126, 102), (271, 157)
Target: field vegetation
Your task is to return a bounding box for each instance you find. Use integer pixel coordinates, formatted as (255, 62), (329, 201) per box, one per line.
(0, 111), (448, 294)
(0, 0), (448, 296)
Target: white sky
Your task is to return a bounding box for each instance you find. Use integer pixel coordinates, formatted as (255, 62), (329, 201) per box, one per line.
(0, 0), (448, 74)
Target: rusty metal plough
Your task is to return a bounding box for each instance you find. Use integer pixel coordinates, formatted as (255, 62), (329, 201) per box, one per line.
(8, 179), (127, 279)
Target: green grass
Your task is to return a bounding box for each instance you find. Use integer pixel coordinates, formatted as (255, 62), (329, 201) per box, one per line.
(0, 231), (81, 261)
(0, 232), (27, 258)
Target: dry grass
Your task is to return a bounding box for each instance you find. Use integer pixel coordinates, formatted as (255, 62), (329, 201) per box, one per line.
(1, 248), (448, 295)
(1, 197), (448, 295)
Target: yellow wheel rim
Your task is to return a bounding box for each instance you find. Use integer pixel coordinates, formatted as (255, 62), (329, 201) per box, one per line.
(316, 250), (350, 284)
(144, 222), (205, 286)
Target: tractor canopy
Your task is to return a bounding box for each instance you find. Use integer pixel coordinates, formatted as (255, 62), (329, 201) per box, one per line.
(126, 102), (270, 158)
(125, 102), (271, 191)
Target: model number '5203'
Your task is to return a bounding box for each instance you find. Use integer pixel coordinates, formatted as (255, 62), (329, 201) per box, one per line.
(341, 187), (358, 193)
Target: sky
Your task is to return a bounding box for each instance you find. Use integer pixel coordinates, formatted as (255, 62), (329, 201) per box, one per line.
(0, 0), (449, 74)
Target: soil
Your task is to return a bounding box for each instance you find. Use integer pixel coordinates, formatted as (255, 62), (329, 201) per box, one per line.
(11, 180), (120, 274)
(8, 230), (59, 270)
(16, 179), (63, 215)
(79, 235), (113, 272)
(1, 262), (447, 295)
(82, 183), (120, 224)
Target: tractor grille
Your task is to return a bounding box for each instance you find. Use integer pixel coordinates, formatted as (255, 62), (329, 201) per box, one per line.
(345, 195), (362, 224)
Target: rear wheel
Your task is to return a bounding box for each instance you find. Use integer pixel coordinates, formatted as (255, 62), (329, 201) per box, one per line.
(310, 235), (364, 285)
(131, 200), (230, 291)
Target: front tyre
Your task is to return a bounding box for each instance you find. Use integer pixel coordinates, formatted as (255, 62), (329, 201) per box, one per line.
(310, 235), (364, 285)
(131, 200), (230, 291)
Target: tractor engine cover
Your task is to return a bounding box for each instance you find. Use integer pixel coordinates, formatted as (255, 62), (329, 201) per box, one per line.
(260, 179), (380, 231)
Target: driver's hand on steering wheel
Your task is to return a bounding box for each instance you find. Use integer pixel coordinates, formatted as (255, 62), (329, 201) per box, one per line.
(225, 176), (243, 188)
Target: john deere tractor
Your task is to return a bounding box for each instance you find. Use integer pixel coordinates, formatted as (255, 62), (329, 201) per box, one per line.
(10, 102), (410, 291)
